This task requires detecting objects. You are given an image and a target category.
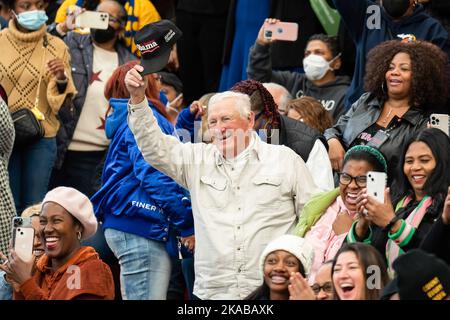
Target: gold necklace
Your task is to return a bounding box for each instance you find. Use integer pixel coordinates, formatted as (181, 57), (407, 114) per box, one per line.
(381, 107), (392, 125)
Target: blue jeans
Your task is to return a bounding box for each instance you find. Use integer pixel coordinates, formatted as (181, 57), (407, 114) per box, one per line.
(182, 257), (195, 300)
(104, 228), (171, 300)
(8, 138), (56, 213)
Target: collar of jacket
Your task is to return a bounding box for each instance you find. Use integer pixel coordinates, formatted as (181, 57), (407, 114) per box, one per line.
(367, 96), (425, 126)
(214, 131), (261, 166)
(36, 246), (99, 275)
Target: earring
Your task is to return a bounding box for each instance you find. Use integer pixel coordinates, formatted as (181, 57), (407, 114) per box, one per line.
(381, 81), (387, 95)
(77, 231), (82, 240)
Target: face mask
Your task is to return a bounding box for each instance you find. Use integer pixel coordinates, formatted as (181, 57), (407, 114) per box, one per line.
(165, 93), (183, 114)
(14, 10), (48, 31)
(303, 54), (340, 81)
(92, 26), (117, 43)
(382, 0), (411, 18)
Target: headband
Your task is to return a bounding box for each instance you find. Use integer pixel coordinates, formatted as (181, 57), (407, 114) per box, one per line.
(344, 145), (388, 173)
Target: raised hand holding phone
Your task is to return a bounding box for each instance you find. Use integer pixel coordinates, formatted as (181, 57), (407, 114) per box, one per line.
(263, 21), (298, 42)
(366, 171), (387, 203)
(75, 11), (109, 30)
(256, 18), (280, 45)
(361, 182), (398, 229)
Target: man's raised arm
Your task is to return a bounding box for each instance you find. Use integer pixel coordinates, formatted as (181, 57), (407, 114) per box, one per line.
(126, 64), (193, 189)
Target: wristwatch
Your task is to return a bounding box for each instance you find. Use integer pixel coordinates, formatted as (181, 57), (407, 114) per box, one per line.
(383, 215), (400, 232)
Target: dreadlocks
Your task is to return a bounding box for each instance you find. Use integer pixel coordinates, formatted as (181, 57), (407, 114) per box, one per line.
(231, 79), (280, 130)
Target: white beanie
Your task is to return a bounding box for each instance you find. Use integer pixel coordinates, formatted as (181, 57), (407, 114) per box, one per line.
(259, 234), (315, 280)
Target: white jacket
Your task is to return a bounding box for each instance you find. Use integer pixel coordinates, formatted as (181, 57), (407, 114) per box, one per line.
(128, 99), (318, 299)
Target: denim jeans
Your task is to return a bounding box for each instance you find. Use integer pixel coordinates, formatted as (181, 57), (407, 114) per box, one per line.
(8, 138), (56, 213)
(182, 257), (195, 300)
(104, 228), (171, 300)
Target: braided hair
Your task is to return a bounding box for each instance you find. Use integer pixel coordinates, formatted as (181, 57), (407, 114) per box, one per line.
(231, 79), (280, 130)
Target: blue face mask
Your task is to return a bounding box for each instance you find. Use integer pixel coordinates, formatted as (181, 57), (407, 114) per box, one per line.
(14, 10), (48, 31)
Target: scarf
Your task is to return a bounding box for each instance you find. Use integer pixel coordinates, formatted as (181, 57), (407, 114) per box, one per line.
(386, 195), (433, 276)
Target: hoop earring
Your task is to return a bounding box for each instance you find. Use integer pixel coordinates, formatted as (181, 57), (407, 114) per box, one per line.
(77, 231), (82, 241)
(381, 82), (387, 95)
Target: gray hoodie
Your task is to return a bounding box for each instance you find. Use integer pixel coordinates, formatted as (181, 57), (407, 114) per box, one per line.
(247, 43), (350, 122)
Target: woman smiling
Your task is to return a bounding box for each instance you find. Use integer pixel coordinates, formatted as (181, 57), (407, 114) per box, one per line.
(351, 128), (450, 272)
(325, 40), (448, 186)
(2, 187), (114, 300)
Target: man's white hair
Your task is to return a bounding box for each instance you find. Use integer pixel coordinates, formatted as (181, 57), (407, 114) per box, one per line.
(263, 82), (292, 110)
(208, 91), (251, 119)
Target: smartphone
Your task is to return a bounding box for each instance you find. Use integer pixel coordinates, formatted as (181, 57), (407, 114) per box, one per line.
(11, 217), (34, 263)
(430, 113), (449, 136)
(366, 171), (387, 203)
(263, 21), (298, 42)
(75, 11), (109, 30)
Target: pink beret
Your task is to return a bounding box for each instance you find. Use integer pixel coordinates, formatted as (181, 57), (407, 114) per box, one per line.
(42, 187), (97, 240)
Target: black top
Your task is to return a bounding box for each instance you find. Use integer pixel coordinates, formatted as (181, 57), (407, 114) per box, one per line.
(355, 195), (450, 266)
(279, 115), (327, 163)
(350, 122), (383, 147)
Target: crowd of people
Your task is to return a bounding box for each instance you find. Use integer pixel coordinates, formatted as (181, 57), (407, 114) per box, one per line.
(0, 0), (449, 301)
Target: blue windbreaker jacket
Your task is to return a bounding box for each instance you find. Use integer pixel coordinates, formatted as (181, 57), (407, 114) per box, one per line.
(91, 98), (194, 246)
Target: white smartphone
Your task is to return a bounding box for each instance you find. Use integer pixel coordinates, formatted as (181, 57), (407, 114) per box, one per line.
(430, 113), (449, 136)
(366, 171), (387, 203)
(75, 11), (109, 30)
(12, 217), (34, 263)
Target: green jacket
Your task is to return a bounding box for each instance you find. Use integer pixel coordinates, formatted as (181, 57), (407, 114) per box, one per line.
(294, 188), (340, 237)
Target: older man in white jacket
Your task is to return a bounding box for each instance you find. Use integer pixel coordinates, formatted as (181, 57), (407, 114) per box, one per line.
(125, 64), (318, 300)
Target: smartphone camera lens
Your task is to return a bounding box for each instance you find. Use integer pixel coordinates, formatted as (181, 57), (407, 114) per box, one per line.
(264, 30), (272, 38)
(14, 218), (22, 227)
(277, 27), (283, 33)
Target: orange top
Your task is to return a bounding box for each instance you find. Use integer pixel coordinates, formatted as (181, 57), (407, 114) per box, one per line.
(14, 246), (114, 300)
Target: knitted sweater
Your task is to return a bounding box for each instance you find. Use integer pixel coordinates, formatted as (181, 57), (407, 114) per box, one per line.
(0, 20), (76, 138)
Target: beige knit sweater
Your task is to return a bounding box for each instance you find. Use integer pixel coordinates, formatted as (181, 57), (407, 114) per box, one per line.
(0, 20), (76, 138)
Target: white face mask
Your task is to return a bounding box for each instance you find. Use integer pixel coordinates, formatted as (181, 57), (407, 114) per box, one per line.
(165, 93), (183, 114)
(303, 54), (340, 81)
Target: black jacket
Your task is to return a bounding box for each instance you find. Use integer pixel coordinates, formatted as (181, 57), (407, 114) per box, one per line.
(354, 195), (450, 267)
(176, 0), (230, 15)
(324, 93), (428, 184)
(279, 115), (327, 163)
(54, 33), (136, 169)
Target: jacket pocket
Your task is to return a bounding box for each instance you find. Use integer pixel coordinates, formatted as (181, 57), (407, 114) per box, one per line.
(199, 175), (229, 209)
(252, 175), (282, 206)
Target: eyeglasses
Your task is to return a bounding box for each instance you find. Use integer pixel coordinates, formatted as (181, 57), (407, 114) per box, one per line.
(108, 15), (123, 24)
(311, 282), (333, 294)
(338, 172), (367, 188)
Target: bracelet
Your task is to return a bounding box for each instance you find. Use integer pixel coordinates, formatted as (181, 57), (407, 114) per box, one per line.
(347, 220), (372, 244)
(56, 23), (68, 36)
(388, 219), (406, 239)
(55, 71), (68, 84)
(383, 215), (401, 232)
